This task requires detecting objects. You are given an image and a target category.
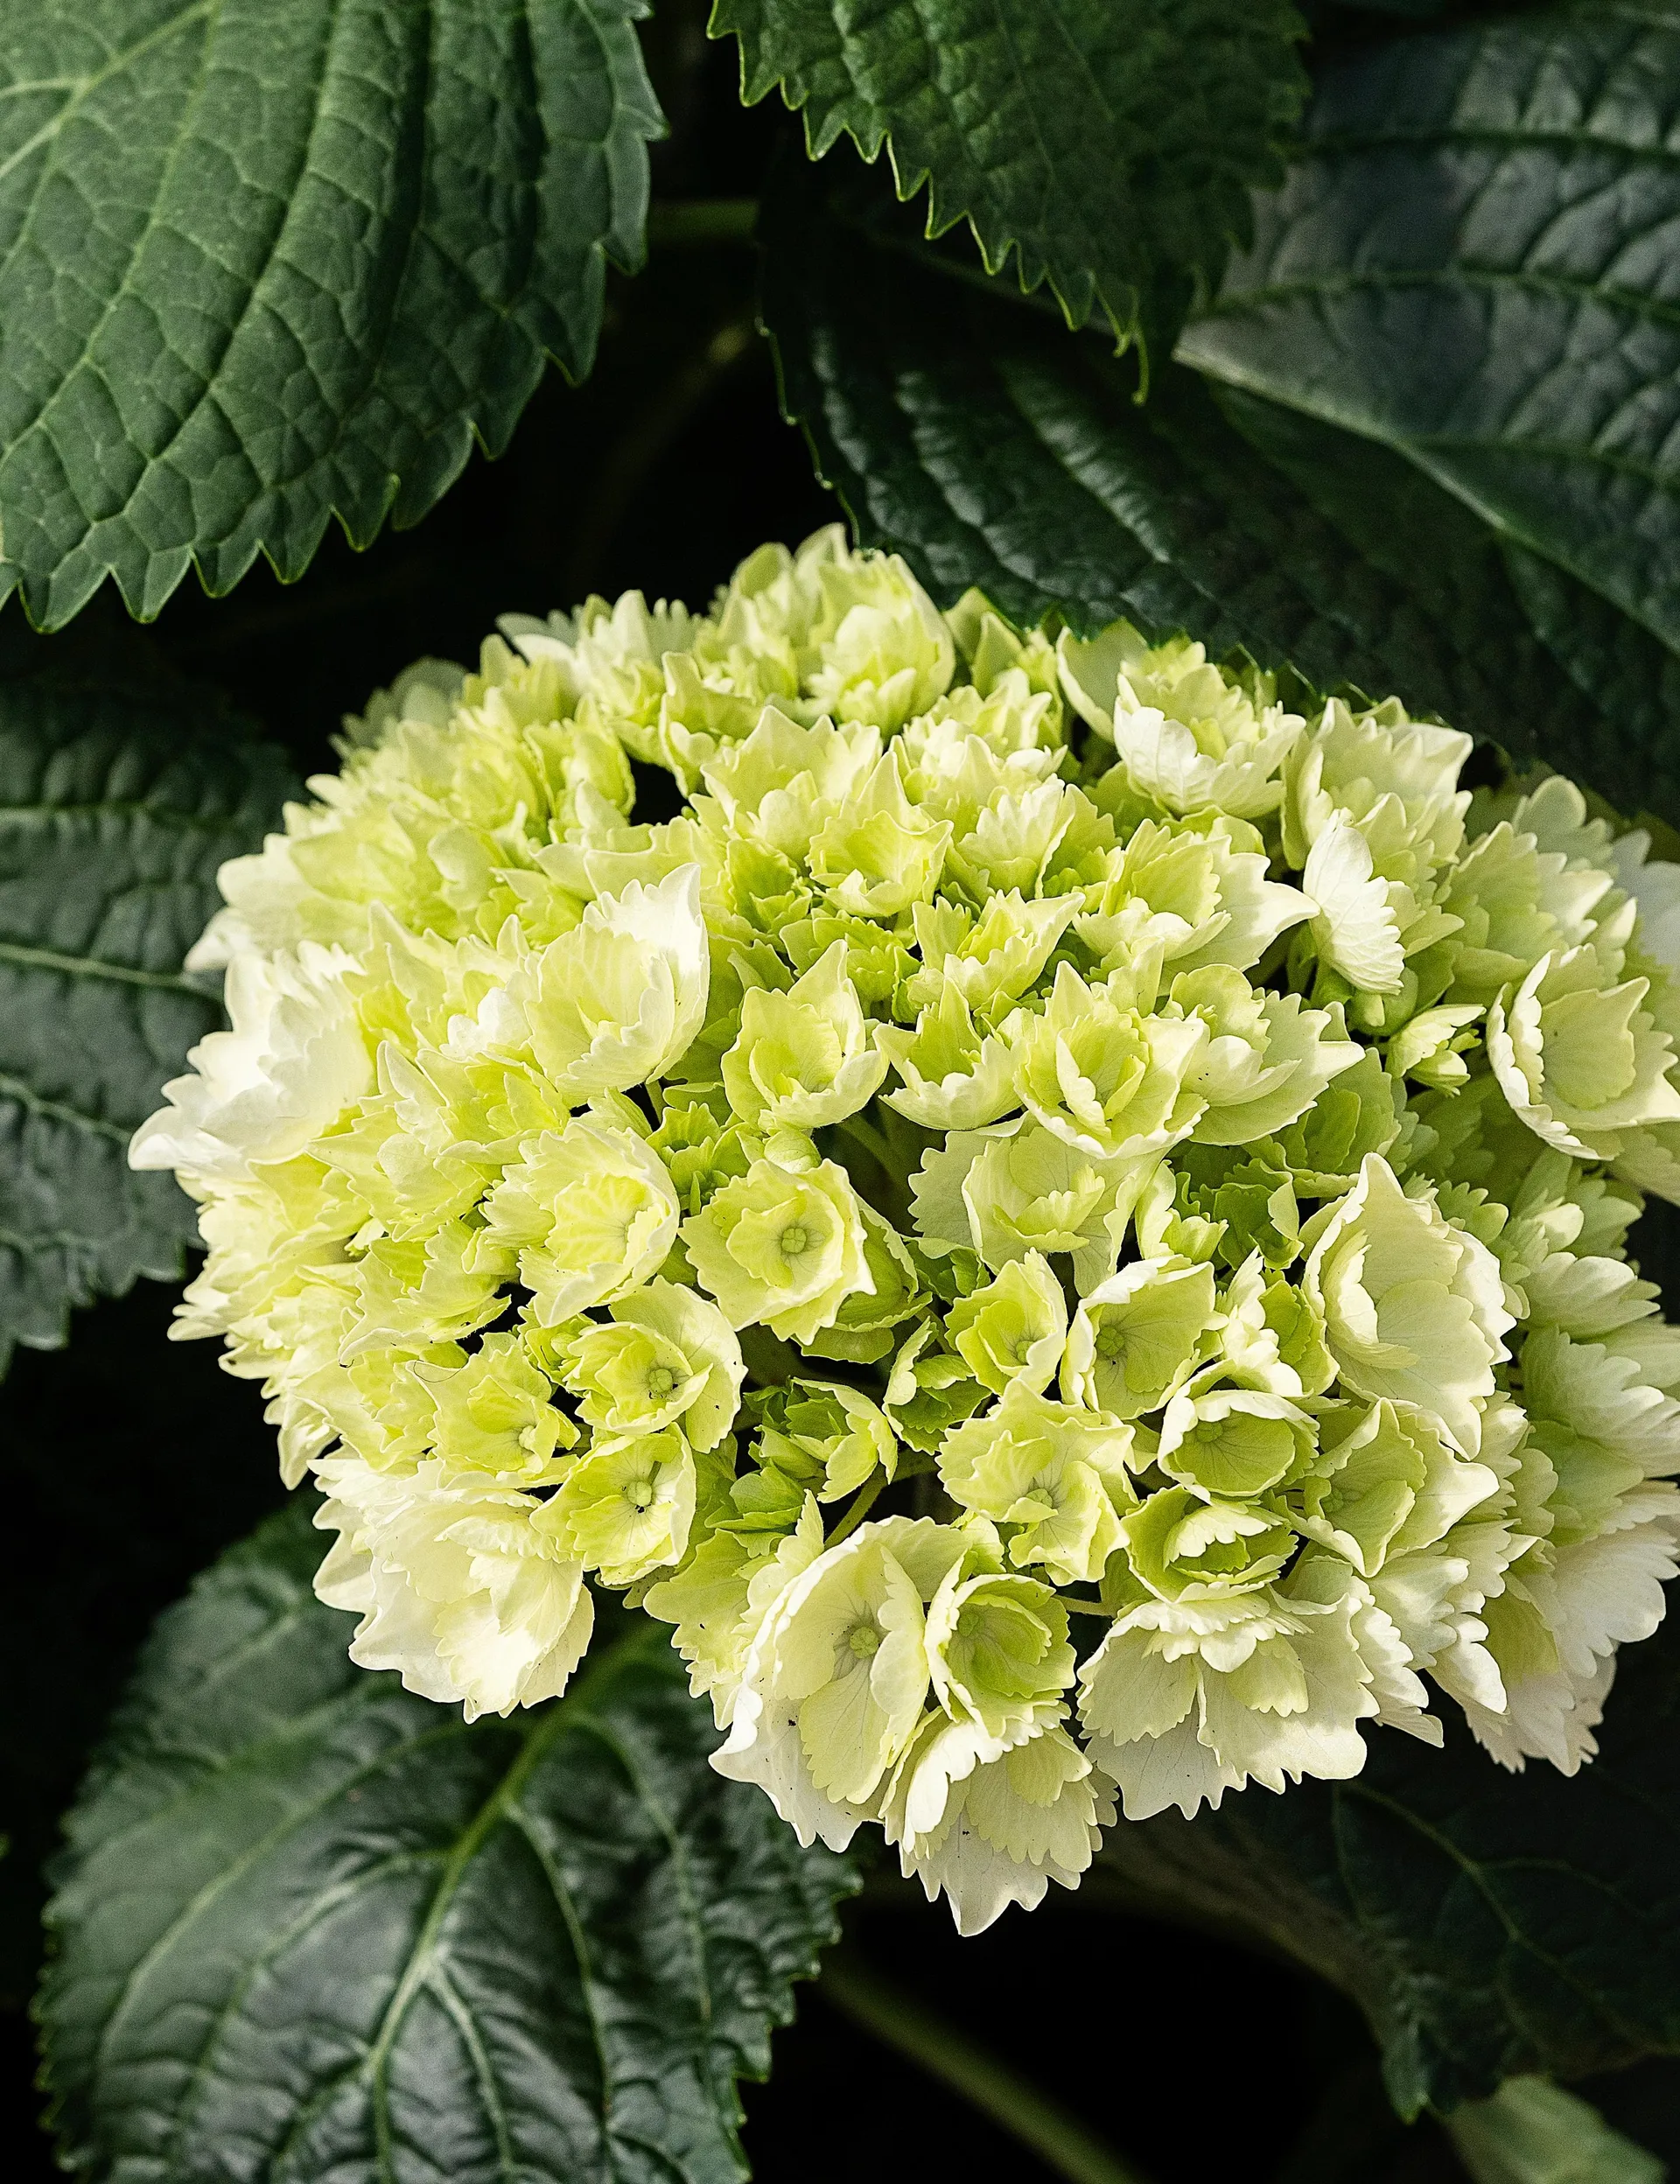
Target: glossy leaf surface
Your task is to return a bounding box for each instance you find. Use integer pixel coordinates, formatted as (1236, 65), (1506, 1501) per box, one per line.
(40, 1502), (858, 2183)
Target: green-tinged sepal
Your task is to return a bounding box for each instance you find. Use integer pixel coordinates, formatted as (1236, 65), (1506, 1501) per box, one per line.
(561, 1281), (746, 1450)
(1061, 1256), (1221, 1418)
(543, 1426), (699, 1589)
(722, 938), (889, 1130)
(747, 1379), (899, 1503)
(417, 1332), (575, 1485)
(1273, 1046), (1408, 1196)
(683, 1149), (873, 1342)
(482, 1115), (680, 1323)
(946, 1252), (1069, 1396)
(937, 1382), (1136, 1586)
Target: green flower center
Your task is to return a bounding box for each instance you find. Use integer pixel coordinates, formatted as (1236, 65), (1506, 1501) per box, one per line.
(848, 1622), (881, 1661)
(780, 1223), (809, 1259)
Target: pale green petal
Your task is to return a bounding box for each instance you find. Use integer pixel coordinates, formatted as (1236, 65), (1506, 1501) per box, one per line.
(481, 1116), (679, 1323)
(947, 1252), (1068, 1396)
(683, 1152), (872, 1342)
(1303, 1155), (1512, 1454)
(131, 543), (1680, 1914)
(1062, 1256), (1220, 1418)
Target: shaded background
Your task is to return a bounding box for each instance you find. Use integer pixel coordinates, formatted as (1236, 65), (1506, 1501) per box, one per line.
(3, 10), (1672, 2180)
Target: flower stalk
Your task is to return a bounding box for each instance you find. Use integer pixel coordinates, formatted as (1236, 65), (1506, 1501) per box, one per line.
(821, 1950), (1156, 2184)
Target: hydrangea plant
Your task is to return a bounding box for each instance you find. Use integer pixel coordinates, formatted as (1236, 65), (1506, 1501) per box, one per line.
(133, 529), (1680, 1936)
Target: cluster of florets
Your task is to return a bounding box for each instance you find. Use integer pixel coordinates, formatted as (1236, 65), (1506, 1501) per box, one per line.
(134, 528), (1680, 1932)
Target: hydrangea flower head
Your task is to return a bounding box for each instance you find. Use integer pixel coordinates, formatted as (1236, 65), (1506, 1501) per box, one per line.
(136, 530), (1680, 1931)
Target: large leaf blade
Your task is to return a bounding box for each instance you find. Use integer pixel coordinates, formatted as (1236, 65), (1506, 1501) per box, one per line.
(0, 634), (292, 1369)
(39, 1501), (857, 2184)
(716, 0), (1306, 350)
(1099, 1598), (1680, 2117)
(760, 162), (1680, 808)
(0, 1), (662, 630)
(1179, 1), (1680, 659)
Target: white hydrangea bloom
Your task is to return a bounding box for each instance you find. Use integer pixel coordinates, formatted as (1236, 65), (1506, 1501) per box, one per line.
(1488, 945), (1680, 1162)
(130, 943), (372, 1183)
(1303, 1154), (1513, 1453)
(1078, 1552), (1377, 1820)
(1059, 624), (1304, 818)
(130, 537), (1680, 1928)
(466, 865), (709, 1097)
(313, 1457), (593, 1720)
(712, 1516), (967, 1850)
(1075, 816), (1312, 978)
(883, 1710), (1113, 1934)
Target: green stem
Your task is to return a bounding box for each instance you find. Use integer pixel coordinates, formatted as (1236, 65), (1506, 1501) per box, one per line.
(821, 1952), (1158, 2184)
(738, 1323), (802, 1389)
(647, 197), (759, 248)
(830, 1110), (915, 1232)
(825, 1474), (885, 1548)
(835, 1111), (898, 1172)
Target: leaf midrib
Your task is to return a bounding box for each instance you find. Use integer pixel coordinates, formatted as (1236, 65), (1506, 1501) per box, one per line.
(0, 936), (209, 993)
(31, 0), (345, 564)
(1193, 261), (1680, 345)
(360, 1623), (673, 2183)
(1175, 343), (1680, 659)
(77, 1689), (459, 2066)
(0, 0), (214, 195)
(0, 793), (265, 833)
(1336, 1780), (1659, 2053)
(0, 1069), (136, 1143)
(0, 0), (220, 358)
(587, 1710), (716, 2039)
(425, 1965), (519, 2184)
(1298, 123), (1680, 172)
(0, 1221), (133, 1256)
(989, 350), (1432, 664)
(159, 1842), (455, 2177)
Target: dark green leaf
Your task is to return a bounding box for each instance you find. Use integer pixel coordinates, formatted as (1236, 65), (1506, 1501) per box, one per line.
(715, 0), (1306, 351)
(1098, 1601), (1680, 2118)
(1305, 1), (1474, 19)
(39, 1500), (858, 2184)
(760, 158), (1680, 807)
(0, 633), (292, 1370)
(0, 2), (663, 630)
(1222, 388), (1680, 814)
(1180, 2), (1680, 668)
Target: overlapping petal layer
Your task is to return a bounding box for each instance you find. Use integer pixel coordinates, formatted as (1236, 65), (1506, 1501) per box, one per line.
(136, 532), (1680, 1933)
